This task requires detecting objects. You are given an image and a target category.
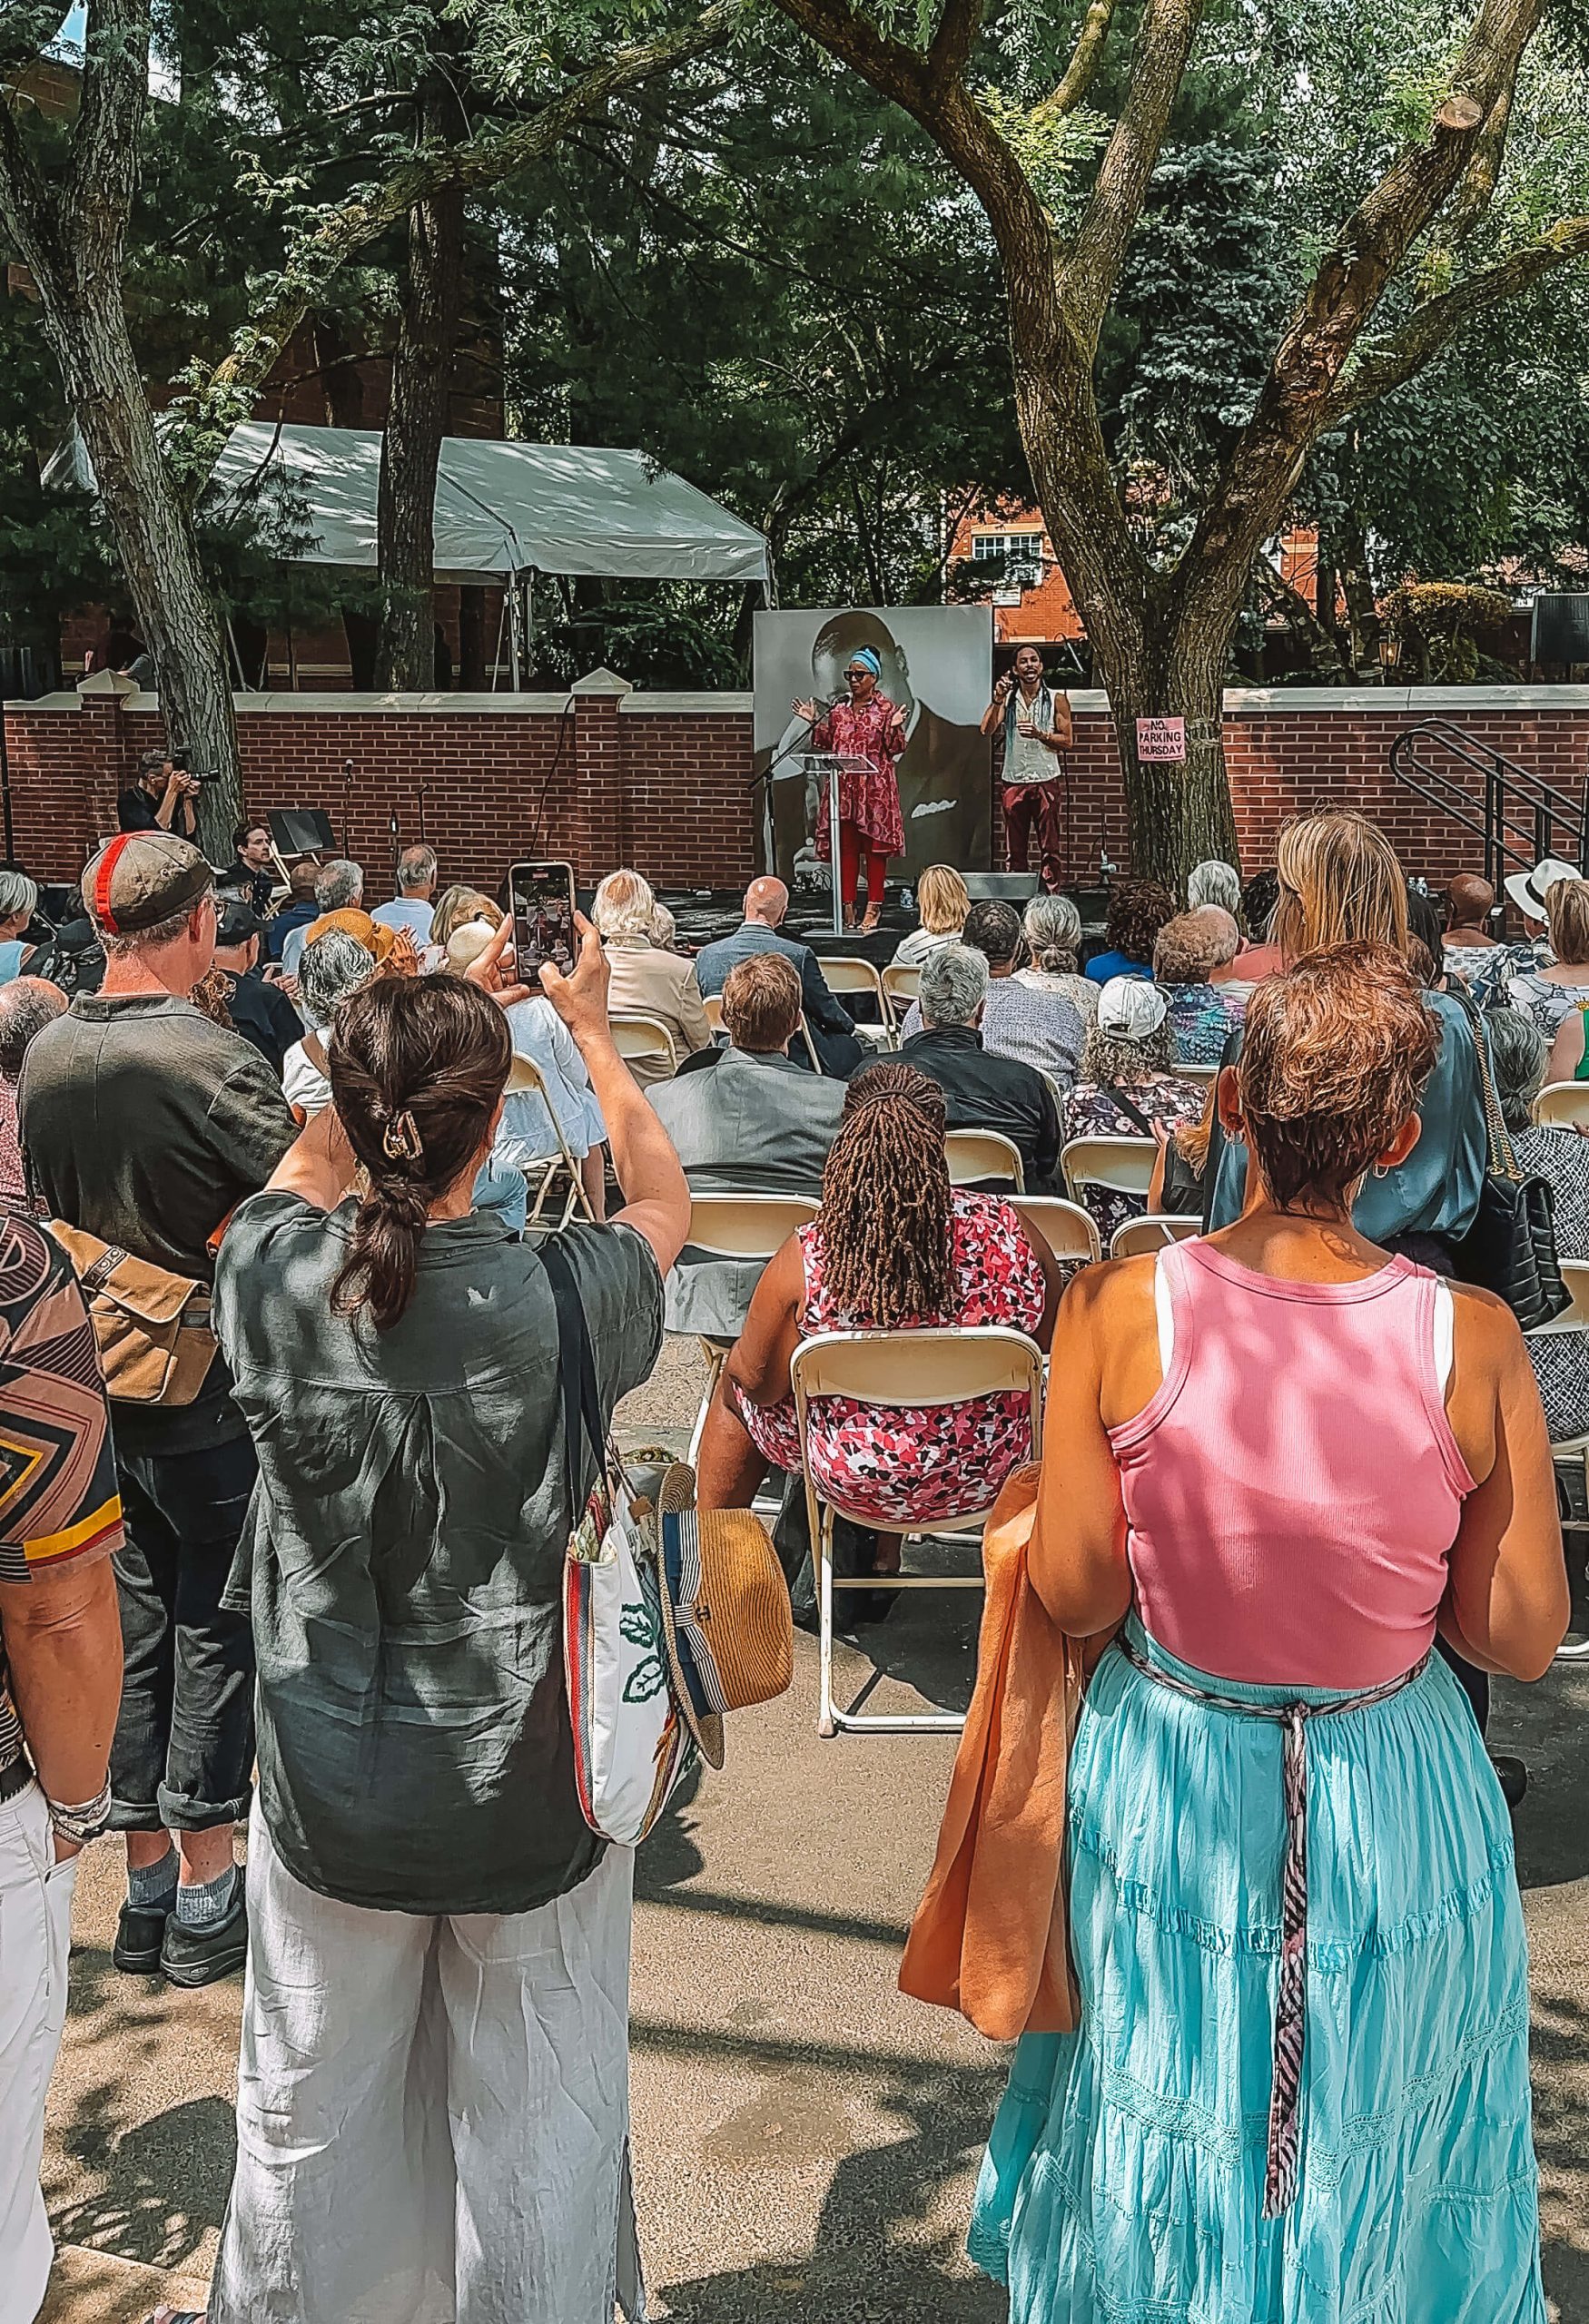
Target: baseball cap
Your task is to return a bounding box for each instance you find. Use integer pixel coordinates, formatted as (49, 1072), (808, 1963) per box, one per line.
(1097, 975), (1169, 1041)
(81, 832), (213, 936)
(215, 898), (264, 948)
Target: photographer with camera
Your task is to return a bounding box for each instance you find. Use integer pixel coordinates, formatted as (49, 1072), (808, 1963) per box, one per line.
(118, 747), (199, 842)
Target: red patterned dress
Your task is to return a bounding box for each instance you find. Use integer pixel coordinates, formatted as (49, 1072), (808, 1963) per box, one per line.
(810, 694), (908, 861)
(734, 1189), (1044, 1528)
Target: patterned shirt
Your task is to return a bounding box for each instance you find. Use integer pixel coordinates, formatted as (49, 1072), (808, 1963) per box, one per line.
(0, 1213), (124, 1783)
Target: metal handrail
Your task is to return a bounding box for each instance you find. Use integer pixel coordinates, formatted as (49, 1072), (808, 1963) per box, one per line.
(1387, 719), (1588, 890)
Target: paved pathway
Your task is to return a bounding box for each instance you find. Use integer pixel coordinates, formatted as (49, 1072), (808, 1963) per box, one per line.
(36, 1338), (1589, 2319)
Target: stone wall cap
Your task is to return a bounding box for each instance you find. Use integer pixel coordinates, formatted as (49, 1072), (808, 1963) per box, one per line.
(568, 667), (635, 696)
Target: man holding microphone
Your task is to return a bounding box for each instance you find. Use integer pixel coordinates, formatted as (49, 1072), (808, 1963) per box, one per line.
(982, 644), (1071, 892)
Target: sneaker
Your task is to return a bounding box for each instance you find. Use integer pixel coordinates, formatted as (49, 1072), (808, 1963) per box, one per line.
(113, 1899), (173, 1975)
(160, 1891), (248, 1988)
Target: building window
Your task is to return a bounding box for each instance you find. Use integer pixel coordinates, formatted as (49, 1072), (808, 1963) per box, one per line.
(972, 530), (1044, 565)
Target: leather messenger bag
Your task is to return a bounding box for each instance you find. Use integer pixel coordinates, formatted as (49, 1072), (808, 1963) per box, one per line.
(46, 1222), (219, 1406)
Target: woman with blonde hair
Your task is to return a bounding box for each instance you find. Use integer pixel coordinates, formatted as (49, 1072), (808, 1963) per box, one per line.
(972, 941), (1564, 2323)
(1203, 813), (1487, 1262)
(591, 868), (712, 1082)
(1507, 874), (1589, 1038)
(893, 865), (971, 968)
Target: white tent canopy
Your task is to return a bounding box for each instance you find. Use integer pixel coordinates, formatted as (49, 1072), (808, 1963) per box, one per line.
(48, 420), (772, 587)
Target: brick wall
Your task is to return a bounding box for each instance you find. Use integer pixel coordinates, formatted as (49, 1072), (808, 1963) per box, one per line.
(5, 680), (1588, 898)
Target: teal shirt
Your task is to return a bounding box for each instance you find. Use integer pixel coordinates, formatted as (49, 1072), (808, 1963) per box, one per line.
(1207, 988), (1488, 1242)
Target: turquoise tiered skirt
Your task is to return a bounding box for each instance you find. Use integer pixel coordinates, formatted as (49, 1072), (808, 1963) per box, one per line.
(970, 1618), (1545, 2322)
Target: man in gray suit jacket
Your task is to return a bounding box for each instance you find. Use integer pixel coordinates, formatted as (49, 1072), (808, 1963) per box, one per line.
(695, 877), (864, 1078)
(649, 953), (845, 1336)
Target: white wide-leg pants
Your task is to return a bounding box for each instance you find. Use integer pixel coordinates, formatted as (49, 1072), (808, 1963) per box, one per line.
(0, 1783), (77, 2324)
(210, 1806), (640, 2324)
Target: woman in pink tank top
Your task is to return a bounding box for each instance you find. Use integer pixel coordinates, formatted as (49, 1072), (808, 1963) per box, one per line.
(971, 940), (1566, 2324)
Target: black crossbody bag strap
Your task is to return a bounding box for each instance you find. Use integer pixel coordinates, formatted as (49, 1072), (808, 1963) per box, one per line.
(1102, 1082), (1155, 1137)
(540, 1237), (608, 1517)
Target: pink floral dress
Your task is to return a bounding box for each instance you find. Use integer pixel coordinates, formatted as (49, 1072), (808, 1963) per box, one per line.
(810, 694), (908, 860)
(735, 1190), (1045, 1528)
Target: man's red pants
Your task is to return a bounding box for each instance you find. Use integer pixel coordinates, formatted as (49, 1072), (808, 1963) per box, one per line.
(1002, 778), (1066, 891)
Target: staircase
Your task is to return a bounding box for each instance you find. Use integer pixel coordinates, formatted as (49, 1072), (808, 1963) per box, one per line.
(1387, 719), (1589, 886)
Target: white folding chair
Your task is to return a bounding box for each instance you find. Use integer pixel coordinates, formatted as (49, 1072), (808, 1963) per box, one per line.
(610, 1012), (679, 1079)
(1173, 1061), (1219, 1087)
(507, 1052), (596, 1231)
(882, 961), (920, 1016)
(1526, 1258), (1589, 1654)
(1012, 1196), (1102, 1266)
(791, 1324), (1044, 1736)
(679, 1192), (820, 1464)
(945, 1128), (1025, 1189)
(822, 955), (896, 1048)
(1531, 1081), (1589, 1129)
(1110, 1213), (1200, 1258)
(1061, 1134), (1157, 1207)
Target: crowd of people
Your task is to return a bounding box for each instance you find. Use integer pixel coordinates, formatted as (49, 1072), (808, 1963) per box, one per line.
(0, 793), (1579, 2324)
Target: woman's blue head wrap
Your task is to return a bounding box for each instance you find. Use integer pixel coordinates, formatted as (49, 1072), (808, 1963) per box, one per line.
(849, 645), (882, 676)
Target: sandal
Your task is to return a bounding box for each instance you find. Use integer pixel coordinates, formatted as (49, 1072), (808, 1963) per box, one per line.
(859, 904), (882, 935)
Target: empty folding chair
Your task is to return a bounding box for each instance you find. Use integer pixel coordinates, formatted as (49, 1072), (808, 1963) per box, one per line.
(1061, 1134), (1157, 1209)
(821, 955), (896, 1048)
(944, 1128), (1025, 1190)
(1012, 1196), (1102, 1267)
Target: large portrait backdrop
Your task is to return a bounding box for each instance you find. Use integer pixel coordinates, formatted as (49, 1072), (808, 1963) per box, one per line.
(753, 606), (993, 886)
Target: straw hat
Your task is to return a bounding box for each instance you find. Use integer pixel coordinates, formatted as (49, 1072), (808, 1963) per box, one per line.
(303, 907), (399, 962)
(656, 1464), (793, 1768)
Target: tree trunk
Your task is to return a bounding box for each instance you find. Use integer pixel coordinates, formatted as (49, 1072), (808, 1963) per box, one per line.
(1099, 617), (1241, 888)
(374, 107), (467, 692)
(48, 306), (242, 850)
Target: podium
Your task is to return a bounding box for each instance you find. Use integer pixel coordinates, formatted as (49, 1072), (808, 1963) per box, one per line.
(800, 752), (880, 935)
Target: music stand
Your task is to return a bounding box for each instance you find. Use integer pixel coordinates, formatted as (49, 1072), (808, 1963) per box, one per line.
(801, 753), (877, 935)
(265, 807), (336, 891)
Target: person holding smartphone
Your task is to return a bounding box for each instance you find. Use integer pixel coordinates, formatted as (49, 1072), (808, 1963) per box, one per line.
(982, 645), (1071, 892)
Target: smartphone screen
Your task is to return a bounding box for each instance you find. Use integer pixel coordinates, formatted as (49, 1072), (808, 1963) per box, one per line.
(509, 861), (577, 978)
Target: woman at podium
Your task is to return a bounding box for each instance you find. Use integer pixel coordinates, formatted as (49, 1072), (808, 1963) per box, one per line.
(794, 645), (906, 933)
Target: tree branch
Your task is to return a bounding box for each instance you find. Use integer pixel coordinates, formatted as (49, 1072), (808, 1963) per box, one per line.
(927, 0), (987, 88)
(772, 0), (928, 111)
(1436, 46), (1520, 255)
(1031, 0), (1119, 123)
(1328, 216), (1589, 417)
(1061, 0), (1206, 350)
(173, 0), (745, 485)
(64, 0), (148, 271)
(1255, 554), (1350, 683)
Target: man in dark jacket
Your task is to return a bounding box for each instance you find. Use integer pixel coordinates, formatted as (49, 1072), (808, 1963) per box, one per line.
(696, 877), (864, 1078)
(901, 941), (1060, 1187)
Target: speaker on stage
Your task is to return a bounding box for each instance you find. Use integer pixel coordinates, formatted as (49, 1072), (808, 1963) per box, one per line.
(1531, 595), (1589, 665)
(962, 870), (1041, 902)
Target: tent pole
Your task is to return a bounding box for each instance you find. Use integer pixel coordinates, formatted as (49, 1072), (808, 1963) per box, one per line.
(508, 575), (524, 692)
(525, 572), (535, 679)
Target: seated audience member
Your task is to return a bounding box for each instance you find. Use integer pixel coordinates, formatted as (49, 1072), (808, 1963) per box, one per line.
(212, 900), (301, 1075)
(1084, 877), (1175, 983)
(1186, 858), (1242, 916)
(445, 921), (608, 1225)
(202, 941), (687, 2324)
(593, 868), (714, 1082)
(431, 884), (498, 956)
(0, 977), (64, 1200)
(0, 1211), (124, 2324)
(281, 858), (364, 977)
(1235, 865), (1285, 979)
(1015, 893), (1098, 1029)
(696, 877), (863, 1076)
(696, 1062), (1062, 1594)
(1202, 905), (1248, 990)
(893, 864), (971, 968)
(0, 871), (38, 984)
(902, 901), (1084, 1089)
(282, 930), (377, 1118)
(1063, 978), (1206, 1243)
(1507, 874), (1589, 1039)
(1154, 910), (1245, 1061)
(1443, 872), (1501, 987)
(372, 843), (439, 943)
(266, 860), (321, 962)
(217, 821), (277, 918)
(1545, 1000), (1589, 1088)
(901, 943), (1061, 1187)
(1490, 1010), (1589, 1445)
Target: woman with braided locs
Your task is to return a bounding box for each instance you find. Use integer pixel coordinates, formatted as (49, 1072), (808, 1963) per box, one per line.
(696, 1059), (1064, 1597)
(173, 911), (691, 2324)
